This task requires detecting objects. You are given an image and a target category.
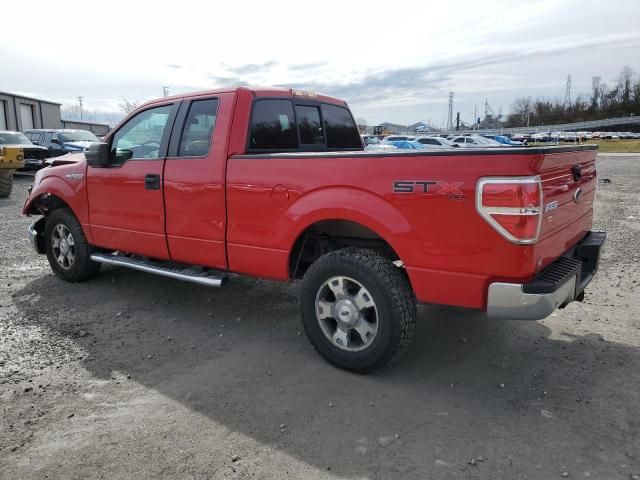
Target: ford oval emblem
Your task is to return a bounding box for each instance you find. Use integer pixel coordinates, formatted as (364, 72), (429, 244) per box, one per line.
(573, 188), (583, 203)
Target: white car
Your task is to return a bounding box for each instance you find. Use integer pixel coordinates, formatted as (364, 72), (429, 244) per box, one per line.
(450, 135), (500, 148)
(414, 136), (458, 149)
(381, 135), (415, 144)
(361, 135), (397, 151)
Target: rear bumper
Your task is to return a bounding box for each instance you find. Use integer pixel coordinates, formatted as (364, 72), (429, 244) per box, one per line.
(487, 231), (606, 320)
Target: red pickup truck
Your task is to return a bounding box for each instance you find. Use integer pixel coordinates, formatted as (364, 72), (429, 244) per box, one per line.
(23, 87), (605, 372)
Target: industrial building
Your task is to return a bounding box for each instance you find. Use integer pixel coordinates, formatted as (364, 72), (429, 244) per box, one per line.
(0, 91), (110, 135)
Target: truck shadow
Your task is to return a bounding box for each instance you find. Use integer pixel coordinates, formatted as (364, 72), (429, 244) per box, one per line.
(12, 267), (640, 478)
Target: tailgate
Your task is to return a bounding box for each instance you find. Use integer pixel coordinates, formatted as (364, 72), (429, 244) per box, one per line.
(535, 148), (598, 270)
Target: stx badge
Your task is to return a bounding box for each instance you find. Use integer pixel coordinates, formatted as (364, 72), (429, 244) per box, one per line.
(393, 180), (464, 198)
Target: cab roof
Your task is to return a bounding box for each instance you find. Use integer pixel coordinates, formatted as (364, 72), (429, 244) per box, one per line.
(144, 86), (347, 108)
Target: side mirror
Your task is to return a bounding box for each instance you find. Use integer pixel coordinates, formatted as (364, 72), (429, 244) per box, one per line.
(85, 142), (110, 167)
(32, 140), (40, 145)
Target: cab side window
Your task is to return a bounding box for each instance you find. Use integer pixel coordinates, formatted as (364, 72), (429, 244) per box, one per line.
(111, 105), (172, 165)
(178, 98), (218, 157)
(43, 132), (53, 146)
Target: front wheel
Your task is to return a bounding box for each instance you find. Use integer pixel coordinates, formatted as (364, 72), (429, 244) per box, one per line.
(44, 209), (101, 282)
(300, 248), (416, 373)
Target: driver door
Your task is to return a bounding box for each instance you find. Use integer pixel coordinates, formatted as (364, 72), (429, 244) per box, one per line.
(87, 102), (179, 260)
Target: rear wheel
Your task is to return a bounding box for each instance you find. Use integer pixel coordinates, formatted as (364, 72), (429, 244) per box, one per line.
(300, 248), (416, 373)
(44, 209), (101, 282)
(0, 170), (13, 198)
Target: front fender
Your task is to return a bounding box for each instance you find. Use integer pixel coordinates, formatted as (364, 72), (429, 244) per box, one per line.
(22, 166), (91, 242)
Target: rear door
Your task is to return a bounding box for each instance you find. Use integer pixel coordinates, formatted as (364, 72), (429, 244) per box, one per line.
(87, 102), (179, 259)
(163, 93), (233, 269)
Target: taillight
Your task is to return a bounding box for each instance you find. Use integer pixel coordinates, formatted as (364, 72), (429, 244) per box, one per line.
(476, 176), (543, 244)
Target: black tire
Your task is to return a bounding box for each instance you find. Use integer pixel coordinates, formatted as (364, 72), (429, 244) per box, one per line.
(44, 208), (101, 282)
(0, 170), (13, 198)
(300, 248), (416, 373)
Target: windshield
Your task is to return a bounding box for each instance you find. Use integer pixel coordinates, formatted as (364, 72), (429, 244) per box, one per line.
(59, 131), (99, 143)
(0, 132), (32, 145)
(477, 136), (501, 146)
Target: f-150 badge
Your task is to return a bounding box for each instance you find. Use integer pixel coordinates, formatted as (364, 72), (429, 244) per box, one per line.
(65, 173), (84, 181)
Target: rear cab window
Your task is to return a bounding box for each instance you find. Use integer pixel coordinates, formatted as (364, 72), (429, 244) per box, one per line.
(249, 100), (298, 151)
(247, 98), (362, 153)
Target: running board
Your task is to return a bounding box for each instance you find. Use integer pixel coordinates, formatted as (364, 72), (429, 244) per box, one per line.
(90, 253), (227, 287)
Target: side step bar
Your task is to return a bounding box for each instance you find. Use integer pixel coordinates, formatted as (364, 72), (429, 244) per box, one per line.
(90, 253), (227, 287)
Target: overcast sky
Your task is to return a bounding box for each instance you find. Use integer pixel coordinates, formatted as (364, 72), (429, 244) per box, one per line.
(2, 0), (639, 127)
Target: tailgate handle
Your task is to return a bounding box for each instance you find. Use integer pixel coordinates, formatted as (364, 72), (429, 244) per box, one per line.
(145, 173), (161, 190)
(572, 165), (582, 182)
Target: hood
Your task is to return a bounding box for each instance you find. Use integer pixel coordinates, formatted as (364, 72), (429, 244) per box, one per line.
(2, 143), (48, 152)
(44, 152), (87, 168)
(63, 141), (98, 150)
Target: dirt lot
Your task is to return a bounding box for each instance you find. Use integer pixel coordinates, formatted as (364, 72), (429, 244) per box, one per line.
(1, 154), (639, 480)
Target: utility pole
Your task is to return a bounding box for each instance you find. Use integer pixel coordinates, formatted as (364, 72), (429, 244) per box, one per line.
(456, 112), (460, 131)
(77, 96), (84, 120)
(473, 104), (477, 130)
(447, 91), (454, 131)
(163, 86), (170, 98)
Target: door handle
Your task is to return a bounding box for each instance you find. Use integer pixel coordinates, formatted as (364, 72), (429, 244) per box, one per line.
(145, 173), (161, 190)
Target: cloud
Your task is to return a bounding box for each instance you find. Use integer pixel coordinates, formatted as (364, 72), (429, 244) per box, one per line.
(280, 31), (640, 106)
(227, 60), (278, 75)
(288, 62), (327, 71)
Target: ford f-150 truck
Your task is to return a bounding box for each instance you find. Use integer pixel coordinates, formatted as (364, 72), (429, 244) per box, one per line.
(23, 87), (605, 372)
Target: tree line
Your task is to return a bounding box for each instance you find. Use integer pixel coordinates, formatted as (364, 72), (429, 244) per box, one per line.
(506, 66), (640, 127)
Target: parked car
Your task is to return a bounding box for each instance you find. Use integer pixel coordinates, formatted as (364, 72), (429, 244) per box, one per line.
(450, 135), (497, 148)
(361, 135), (396, 151)
(386, 140), (427, 149)
(414, 125), (429, 133)
(531, 132), (552, 142)
(414, 136), (458, 148)
(381, 135), (415, 143)
(25, 129), (100, 158)
(487, 135), (526, 147)
(23, 86), (605, 372)
(0, 130), (50, 171)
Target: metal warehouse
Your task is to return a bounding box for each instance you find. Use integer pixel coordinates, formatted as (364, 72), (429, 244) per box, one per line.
(0, 91), (109, 135)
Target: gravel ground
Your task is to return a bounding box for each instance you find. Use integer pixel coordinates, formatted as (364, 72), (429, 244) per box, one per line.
(1, 155), (639, 480)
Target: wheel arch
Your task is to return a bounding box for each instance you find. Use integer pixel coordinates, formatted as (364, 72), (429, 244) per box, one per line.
(283, 188), (415, 280)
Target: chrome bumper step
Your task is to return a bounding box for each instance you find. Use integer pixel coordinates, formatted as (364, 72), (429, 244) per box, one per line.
(90, 253), (227, 287)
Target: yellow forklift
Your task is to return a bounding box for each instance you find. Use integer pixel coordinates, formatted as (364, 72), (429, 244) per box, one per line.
(0, 145), (24, 198)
